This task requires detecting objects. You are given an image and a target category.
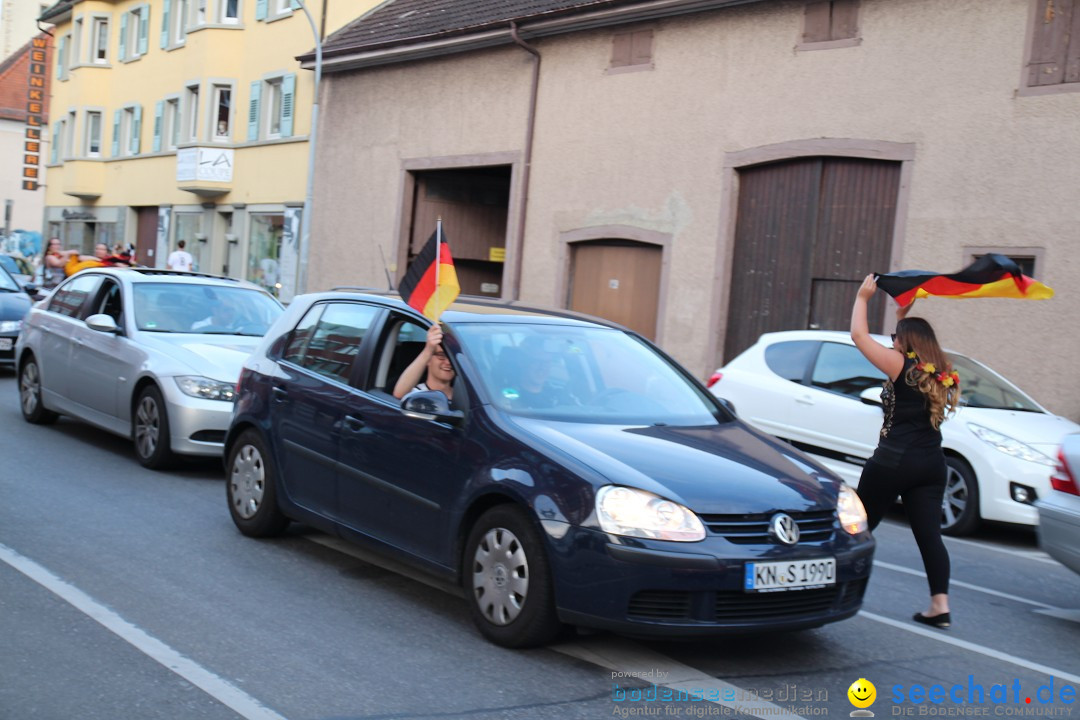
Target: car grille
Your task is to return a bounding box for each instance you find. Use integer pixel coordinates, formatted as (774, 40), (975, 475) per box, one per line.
(627, 579), (867, 623)
(698, 510), (836, 544)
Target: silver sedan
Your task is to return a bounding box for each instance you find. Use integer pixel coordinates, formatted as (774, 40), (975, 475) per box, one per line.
(1037, 433), (1080, 575)
(15, 268), (283, 469)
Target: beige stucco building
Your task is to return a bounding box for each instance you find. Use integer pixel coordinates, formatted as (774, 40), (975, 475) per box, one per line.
(306, 0), (1079, 420)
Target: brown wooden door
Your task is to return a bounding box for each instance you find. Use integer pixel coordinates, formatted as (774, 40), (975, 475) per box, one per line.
(569, 240), (661, 340)
(134, 206), (158, 266)
(724, 157), (899, 360)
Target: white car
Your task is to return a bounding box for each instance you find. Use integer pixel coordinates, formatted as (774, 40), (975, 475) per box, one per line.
(707, 330), (1080, 535)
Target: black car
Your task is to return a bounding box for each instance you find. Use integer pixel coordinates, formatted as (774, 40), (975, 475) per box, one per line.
(0, 262), (34, 369)
(226, 292), (875, 647)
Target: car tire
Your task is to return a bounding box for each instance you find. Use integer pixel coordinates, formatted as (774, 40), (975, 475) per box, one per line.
(227, 430), (289, 537)
(133, 385), (176, 470)
(941, 456), (980, 536)
(463, 505), (562, 648)
(18, 355), (59, 425)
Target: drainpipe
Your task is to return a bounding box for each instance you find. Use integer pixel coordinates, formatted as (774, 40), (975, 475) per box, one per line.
(509, 22), (539, 302)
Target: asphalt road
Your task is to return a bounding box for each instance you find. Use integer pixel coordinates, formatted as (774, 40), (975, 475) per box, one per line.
(1, 371), (1077, 720)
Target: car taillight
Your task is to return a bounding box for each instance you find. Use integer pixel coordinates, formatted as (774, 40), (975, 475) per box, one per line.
(1050, 447), (1080, 496)
(706, 372), (722, 389)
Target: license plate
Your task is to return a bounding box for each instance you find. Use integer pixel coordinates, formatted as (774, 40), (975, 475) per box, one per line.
(0, 338), (12, 351)
(744, 558), (836, 592)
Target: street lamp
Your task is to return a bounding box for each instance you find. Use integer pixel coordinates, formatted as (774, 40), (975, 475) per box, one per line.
(294, 0), (321, 296)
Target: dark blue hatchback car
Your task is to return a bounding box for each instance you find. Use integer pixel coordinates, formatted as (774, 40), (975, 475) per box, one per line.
(226, 291), (875, 647)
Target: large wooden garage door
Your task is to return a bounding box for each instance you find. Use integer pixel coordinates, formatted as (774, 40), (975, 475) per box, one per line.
(723, 157), (900, 360)
(569, 240), (661, 340)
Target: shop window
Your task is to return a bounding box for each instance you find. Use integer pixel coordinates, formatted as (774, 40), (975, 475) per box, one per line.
(248, 213), (284, 295)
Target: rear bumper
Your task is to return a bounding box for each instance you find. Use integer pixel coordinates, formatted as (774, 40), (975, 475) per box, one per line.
(1036, 496), (1080, 575)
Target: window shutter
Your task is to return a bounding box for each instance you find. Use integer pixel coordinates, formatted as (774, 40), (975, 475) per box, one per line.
(630, 30), (653, 66)
(802, 1), (831, 43)
(111, 110), (121, 156)
(132, 106), (143, 154)
(139, 5), (150, 55)
(247, 80), (261, 141)
(290, 0), (301, 9)
(280, 74), (295, 137)
(831, 0), (858, 40)
(119, 13), (128, 61)
(153, 100), (163, 152)
(51, 124), (60, 164)
(255, 0), (268, 21)
(611, 32), (632, 68)
(161, 0), (171, 47)
(57, 36), (67, 78)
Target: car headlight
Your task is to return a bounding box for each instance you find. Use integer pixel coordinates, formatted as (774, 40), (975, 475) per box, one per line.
(838, 484), (868, 535)
(0, 319), (22, 333)
(175, 376), (237, 402)
(596, 486), (705, 542)
(968, 424), (1056, 466)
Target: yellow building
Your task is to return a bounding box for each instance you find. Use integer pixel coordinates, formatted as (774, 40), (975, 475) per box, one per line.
(39, 0), (370, 300)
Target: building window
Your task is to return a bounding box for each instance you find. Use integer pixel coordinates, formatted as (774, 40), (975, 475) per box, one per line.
(968, 251), (1042, 279)
(119, 106), (142, 156)
(609, 29), (653, 71)
(85, 111), (102, 156)
(265, 78), (283, 137)
(91, 17), (109, 63)
(1026, 0), (1080, 89)
(165, 98), (181, 150)
(51, 120), (65, 164)
(72, 17), (83, 64)
(194, 0), (208, 26)
(221, 0), (240, 23)
(124, 5), (150, 60)
(801, 0), (860, 46)
(248, 213), (284, 295)
(67, 110), (77, 155)
(57, 34), (70, 79)
(174, 0), (190, 43)
(213, 86), (232, 141)
(186, 84), (200, 142)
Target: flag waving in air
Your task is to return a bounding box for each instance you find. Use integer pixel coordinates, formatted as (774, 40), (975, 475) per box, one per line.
(398, 221), (460, 321)
(875, 253), (1054, 307)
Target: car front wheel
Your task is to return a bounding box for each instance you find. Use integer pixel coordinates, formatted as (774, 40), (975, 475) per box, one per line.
(941, 456), (980, 536)
(464, 505), (562, 648)
(227, 429), (289, 537)
(133, 385), (175, 469)
(19, 356), (59, 425)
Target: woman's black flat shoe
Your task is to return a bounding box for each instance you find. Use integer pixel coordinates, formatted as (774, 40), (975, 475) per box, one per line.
(913, 612), (951, 628)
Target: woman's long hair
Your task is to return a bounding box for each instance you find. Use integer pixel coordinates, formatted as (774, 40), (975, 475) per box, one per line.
(895, 317), (960, 430)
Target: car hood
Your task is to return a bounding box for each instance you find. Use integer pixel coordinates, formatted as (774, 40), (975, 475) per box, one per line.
(0, 291), (31, 321)
(950, 407), (1080, 451)
(512, 418), (838, 515)
(140, 334), (260, 382)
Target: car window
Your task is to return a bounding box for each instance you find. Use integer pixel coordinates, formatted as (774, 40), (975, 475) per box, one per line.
(0, 256), (20, 276)
(764, 340), (818, 383)
(94, 280), (123, 325)
(368, 316), (452, 395)
(0, 264), (19, 292)
(48, 274), (103, 318)
(951, 354), (1042, 412)
(131, 282), (283, 334)
(283, 303), (325, 364)
(810, 342), (887, 397)
(296, 303), (380, 383)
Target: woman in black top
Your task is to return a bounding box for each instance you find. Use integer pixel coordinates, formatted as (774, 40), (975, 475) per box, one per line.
(851, 275), (961, 629)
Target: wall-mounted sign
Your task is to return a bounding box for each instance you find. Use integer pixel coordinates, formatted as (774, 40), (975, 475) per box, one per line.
(488, 247), (506, 263)
(176, 147), (234, 183)
(23, 36), (48, 191)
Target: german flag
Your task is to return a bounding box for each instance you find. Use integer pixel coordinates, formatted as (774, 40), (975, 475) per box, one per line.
(399, 228), (460, 321)
(876, 253), (1054, 307)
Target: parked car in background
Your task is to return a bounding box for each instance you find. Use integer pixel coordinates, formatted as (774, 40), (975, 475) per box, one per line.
(1037, 434), (1080, 576)
(707, 331), (1080, 536)
(0, 262), (34, 369)
(226, 292), (875, 648)
(15, 268), (284, 468)
(0, 253), (34, 288)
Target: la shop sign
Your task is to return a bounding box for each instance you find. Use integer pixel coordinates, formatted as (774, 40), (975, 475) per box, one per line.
(176, 147), (234, 183)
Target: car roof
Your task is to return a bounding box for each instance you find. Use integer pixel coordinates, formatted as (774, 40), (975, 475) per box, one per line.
(753, 329), (973, 357)
(84, 267), (267, 290)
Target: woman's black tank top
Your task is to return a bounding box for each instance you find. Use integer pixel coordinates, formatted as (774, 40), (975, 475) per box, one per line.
(879, 356), (942, 450)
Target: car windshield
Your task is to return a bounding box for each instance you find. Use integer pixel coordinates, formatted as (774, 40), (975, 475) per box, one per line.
(0, 265), (19, 292)
(452, 322), (725, 426)
(0, 255), (27, 276)
(132, 283), (283, 335)
(951, 353), (1042, 412)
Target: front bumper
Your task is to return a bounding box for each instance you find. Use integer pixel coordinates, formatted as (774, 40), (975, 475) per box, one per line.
(970, 452), (1059, 527)
(546, 525), (875, 636)
(159, 378), (234, 457)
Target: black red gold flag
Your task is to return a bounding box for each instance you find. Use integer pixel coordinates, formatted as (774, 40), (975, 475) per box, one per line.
(398, 226), (460, 321)
(875, 253), (1054, 307)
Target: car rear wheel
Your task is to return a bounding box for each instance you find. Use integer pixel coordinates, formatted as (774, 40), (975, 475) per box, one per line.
(19, 356), (59, 425)
(227, 430), (289, 537)
(464, 505), (562, 648)
(133, 385), (175, 469)
(941, 456), (980, 536)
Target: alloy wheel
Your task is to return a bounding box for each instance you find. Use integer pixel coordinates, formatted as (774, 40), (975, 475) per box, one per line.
(471, 527), (530, 626)
(942, 464), (967, 528)
(135, 395), (160, 459)
(20, 362), (40, 416)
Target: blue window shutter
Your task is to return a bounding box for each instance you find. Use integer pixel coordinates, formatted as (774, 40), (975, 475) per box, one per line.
(161, 0), (171, 47)
(56, 36), (67, 78)
(111, 110), (121, 157)
(247, 80), (261, 141)
(290, 0), (301, 10)
(132, 106), (143, 154)
(280, 73), (295, 137)
(51, 124), (59, 164)
(255, 0), (267, 21)
(153, 101), (163, 152)
(119, 13), (128, 61)
(138, 5), (150, 55)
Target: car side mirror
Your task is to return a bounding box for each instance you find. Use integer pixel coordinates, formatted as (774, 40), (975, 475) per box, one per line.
(860, 387), (883, 407)
(85, 313), (120, 334)
(401, 389), (464, 425)
(715, 396), (737, 416)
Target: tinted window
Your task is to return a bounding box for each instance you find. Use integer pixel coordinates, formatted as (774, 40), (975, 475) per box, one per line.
(49, 275), (103, 318)
(764, 341), (818, 383)
(283, 303), (324, 364)
(298, 303), (379, 383)
(811, 342), (887, 397)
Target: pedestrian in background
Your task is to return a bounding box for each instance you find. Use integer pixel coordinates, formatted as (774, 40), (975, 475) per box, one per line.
(850, 274), (960, 629)
(167, 240), (194, 272)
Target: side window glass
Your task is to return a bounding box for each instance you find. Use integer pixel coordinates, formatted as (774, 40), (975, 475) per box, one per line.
(810, 343), (886, 397)
(96, 281), (123, 324)
(764, 341), (818, 383)
(283, 303), (324, 364)
(48, 275), (103, 318)
(299, 303), (379, 383)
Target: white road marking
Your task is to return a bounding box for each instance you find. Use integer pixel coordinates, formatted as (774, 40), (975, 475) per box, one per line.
(872, 560), (1058, 609)
(0, 543), (288, 720)
(858, 611), (1080, 684)
(554, 636), (807, 720)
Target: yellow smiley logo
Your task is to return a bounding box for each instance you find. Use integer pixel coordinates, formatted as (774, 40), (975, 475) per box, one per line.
(848, 678), (877, 709)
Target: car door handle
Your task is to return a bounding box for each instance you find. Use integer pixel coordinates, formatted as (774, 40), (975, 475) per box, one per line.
(271, 387), (288, 402)
(796, 396), (814, 406)
(343, 415), (365, 432)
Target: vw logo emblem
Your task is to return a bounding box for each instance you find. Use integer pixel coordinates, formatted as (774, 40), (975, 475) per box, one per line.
(769, 513), (800, 545)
